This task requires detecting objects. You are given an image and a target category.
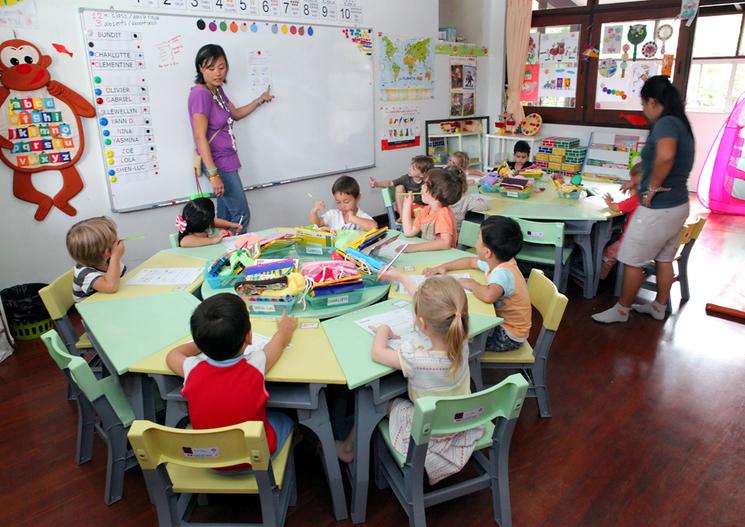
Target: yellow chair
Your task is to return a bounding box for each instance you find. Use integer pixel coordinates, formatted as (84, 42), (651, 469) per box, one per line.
(614, 217), (706, 311)
(128, 420), (297, 527)
(39, 269), (93, 354)
(480, 269), (568, 418)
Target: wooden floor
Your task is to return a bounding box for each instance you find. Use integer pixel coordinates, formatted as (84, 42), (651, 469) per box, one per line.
(2, 204), (744, 527)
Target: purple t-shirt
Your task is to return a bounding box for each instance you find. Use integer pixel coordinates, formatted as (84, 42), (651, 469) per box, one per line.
(188, 85), (241, 172)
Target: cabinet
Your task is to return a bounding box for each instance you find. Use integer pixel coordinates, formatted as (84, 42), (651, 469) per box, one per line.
(425, 116), (489, 169)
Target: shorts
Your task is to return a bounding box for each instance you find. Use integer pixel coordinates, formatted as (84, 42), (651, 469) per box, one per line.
(618, 202), (689, 267)
(486, 325), (522, 352)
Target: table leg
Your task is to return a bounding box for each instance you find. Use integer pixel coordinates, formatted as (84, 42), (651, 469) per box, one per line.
(121, 372), (154, 421)
(592, 220), (614, 297)
(296, 388), (348, 521)
(350, 385), (388, 524)
(573, 233), (595, 299)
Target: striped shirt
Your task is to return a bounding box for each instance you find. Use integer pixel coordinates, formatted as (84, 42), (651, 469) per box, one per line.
(72, 263), (126, 303)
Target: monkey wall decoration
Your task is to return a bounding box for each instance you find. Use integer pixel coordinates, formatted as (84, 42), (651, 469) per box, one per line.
(0, 39), (95, 221)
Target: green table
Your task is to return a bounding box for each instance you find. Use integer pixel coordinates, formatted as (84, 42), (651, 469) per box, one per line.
(477, 178), (617, 298)
(322, 299), (501, 523)
(77, 292), (200, 419)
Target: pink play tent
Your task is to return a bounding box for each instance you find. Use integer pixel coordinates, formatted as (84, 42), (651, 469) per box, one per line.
(697, 93), (745, 215)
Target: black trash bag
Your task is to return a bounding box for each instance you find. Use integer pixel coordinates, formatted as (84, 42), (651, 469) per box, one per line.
(0, 283), (49, 323)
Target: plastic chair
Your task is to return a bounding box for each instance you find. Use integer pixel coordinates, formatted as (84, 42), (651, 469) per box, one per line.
(373, 374), (528, 527)
(381, 187), (400, 231)
(457, 219), (480, 251)
(514, 218), (573, 293)
(614, 217), (706, 311)
(39, 270), (101, 399)
(41, 330), (138, 504)
(480, 270), (568, 418)
(128, 420), (297, 527)
(169, 232), (179, 248)
(39, 269), (93, 355)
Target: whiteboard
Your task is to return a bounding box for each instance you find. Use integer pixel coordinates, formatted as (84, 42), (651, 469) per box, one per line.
(79, 9), (375, 212)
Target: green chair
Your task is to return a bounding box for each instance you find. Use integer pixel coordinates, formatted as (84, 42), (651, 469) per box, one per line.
(169, 232), (179, 248)
(614, 217), (706, 312)
(514, 218), (573, 293)
(480, 270), (568, 418)
(373, 374), (528, 527)
(457, 220), (480, 252)
(41, 330), (138, 505)
(128, 420), (297, 527)
(381, 186), (400, 231)
(39, 270), (102, 400)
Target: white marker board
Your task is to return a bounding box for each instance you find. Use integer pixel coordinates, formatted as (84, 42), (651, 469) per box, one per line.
(80, 9), (375, 212)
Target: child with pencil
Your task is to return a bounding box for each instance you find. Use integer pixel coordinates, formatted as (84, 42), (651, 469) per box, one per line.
(167, 294), (297, 470)
(66, 216), (127, 302)
(310, 175), (378, 231)
(369, 155), (433, 216)
(424, 216), (531, 352)
(401, 167), (464, 252)
(177, 197), (242, 248)
(336, 272), (484, 484)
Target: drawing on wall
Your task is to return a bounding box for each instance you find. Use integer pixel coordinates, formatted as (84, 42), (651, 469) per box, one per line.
(539, 31), (578, 63)
(520, 64), (539, 103)
(0, 39), (95, 221)
(381, 106), (421, 151)
(537, 65), (576, 98)
(602, 25), (623, 55)
(379, 33), (434, 101)
(599, 58), (618, 78)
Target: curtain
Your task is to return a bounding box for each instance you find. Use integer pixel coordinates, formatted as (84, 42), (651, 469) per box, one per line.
(505, 0), (533, 123)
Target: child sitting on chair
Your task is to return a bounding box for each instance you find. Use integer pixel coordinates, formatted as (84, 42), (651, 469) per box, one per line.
(66, 216), (127, 303)
(369, 155), (433, 216)
(310, 175), (378, 231)
(166, 294), (297, 469)
(599, 163), (642, 280)
(177, 197), (242, 248)
(448, 151), (483, 184)
(506, 140), (535, 172)
(402, 167), (464, 252)
(336, 272), (484, 484)
(447, 163), (489, 234)
(424, 216), (531, 352)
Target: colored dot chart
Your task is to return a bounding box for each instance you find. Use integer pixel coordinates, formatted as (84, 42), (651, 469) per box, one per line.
(601, 83), (627, 100)
(124, 0), (363, 25)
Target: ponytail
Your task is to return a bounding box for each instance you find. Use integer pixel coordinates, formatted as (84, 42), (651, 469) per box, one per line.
(445, 307), (469, 377)
(178, 197), (215, 242)
(640, 75), (694, 139)
(414, 276), (470, 377)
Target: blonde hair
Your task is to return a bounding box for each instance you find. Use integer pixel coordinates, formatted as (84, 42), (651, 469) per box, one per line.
(413, 276), (469, 376)
(450, 151), (470, 171)
(66, 216), (118, 267)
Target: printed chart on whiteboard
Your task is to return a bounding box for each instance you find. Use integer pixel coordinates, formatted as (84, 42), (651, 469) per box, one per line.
(125, 0), (364, 25)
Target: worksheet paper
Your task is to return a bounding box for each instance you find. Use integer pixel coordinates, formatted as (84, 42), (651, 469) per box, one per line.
(398, 273), (473, 293)
(126, 267), (202, 286)
(354, 307), (432, 352)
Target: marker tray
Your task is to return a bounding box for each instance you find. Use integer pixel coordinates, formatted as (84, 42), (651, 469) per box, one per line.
(243, 295), (299, 315)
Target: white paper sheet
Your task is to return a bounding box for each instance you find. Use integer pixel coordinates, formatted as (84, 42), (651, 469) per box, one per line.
(126, 267), (202, 286)
(398, 273), (472, 293)
(354, 307), (432, 352)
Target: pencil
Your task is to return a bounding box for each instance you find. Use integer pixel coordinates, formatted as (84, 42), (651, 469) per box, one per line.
(396, 192), (422, 195)
(122, 234), (145, 241)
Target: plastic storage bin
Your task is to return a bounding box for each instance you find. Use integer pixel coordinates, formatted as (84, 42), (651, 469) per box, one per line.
(0, 283), (52, 341)
(499, 186), (532, 199)
(306, 289), (364, 308)
(244, 295), (298, 315)
(203, 261), (245, 290)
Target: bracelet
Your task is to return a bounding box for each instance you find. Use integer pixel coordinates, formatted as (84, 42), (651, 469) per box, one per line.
(207, 166), (218, 176)
(207, 174), (220, 181)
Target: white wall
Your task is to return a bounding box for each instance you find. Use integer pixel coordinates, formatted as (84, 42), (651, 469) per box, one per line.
(0, 0), (506, 289)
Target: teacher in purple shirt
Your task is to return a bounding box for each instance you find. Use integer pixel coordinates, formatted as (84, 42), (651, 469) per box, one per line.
(188, 44), (273, 233)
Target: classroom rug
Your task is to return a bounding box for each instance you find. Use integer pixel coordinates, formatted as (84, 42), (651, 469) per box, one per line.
(706, 264), (745, 324)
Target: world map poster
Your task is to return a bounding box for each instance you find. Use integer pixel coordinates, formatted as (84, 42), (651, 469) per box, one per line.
(378, 33), (434, 101)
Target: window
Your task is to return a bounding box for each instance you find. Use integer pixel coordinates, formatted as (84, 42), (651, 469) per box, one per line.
(687, 12), (745, 113)
(523, 1), (697, 126)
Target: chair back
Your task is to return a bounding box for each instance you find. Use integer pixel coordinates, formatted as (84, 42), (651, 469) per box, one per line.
(169, 233), (179, 248)
(458, 220), (480, 249)
(514, 218), (564, 248)
(527, 269), (568, 331)
(676, 217), (706, 247)
(42, 329), (135, 425)
(128, 420), (271, 471)
(410, 374), (528, 446)
(42, 329), (79, 371)
(39, 269), (74, 320)
(381, 186), (396, 209)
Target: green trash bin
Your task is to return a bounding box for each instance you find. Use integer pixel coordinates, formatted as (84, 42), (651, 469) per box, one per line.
(0, 283), (52, 341)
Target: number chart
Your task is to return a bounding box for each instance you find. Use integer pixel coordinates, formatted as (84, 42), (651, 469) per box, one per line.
(80, 8), (374, 212)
